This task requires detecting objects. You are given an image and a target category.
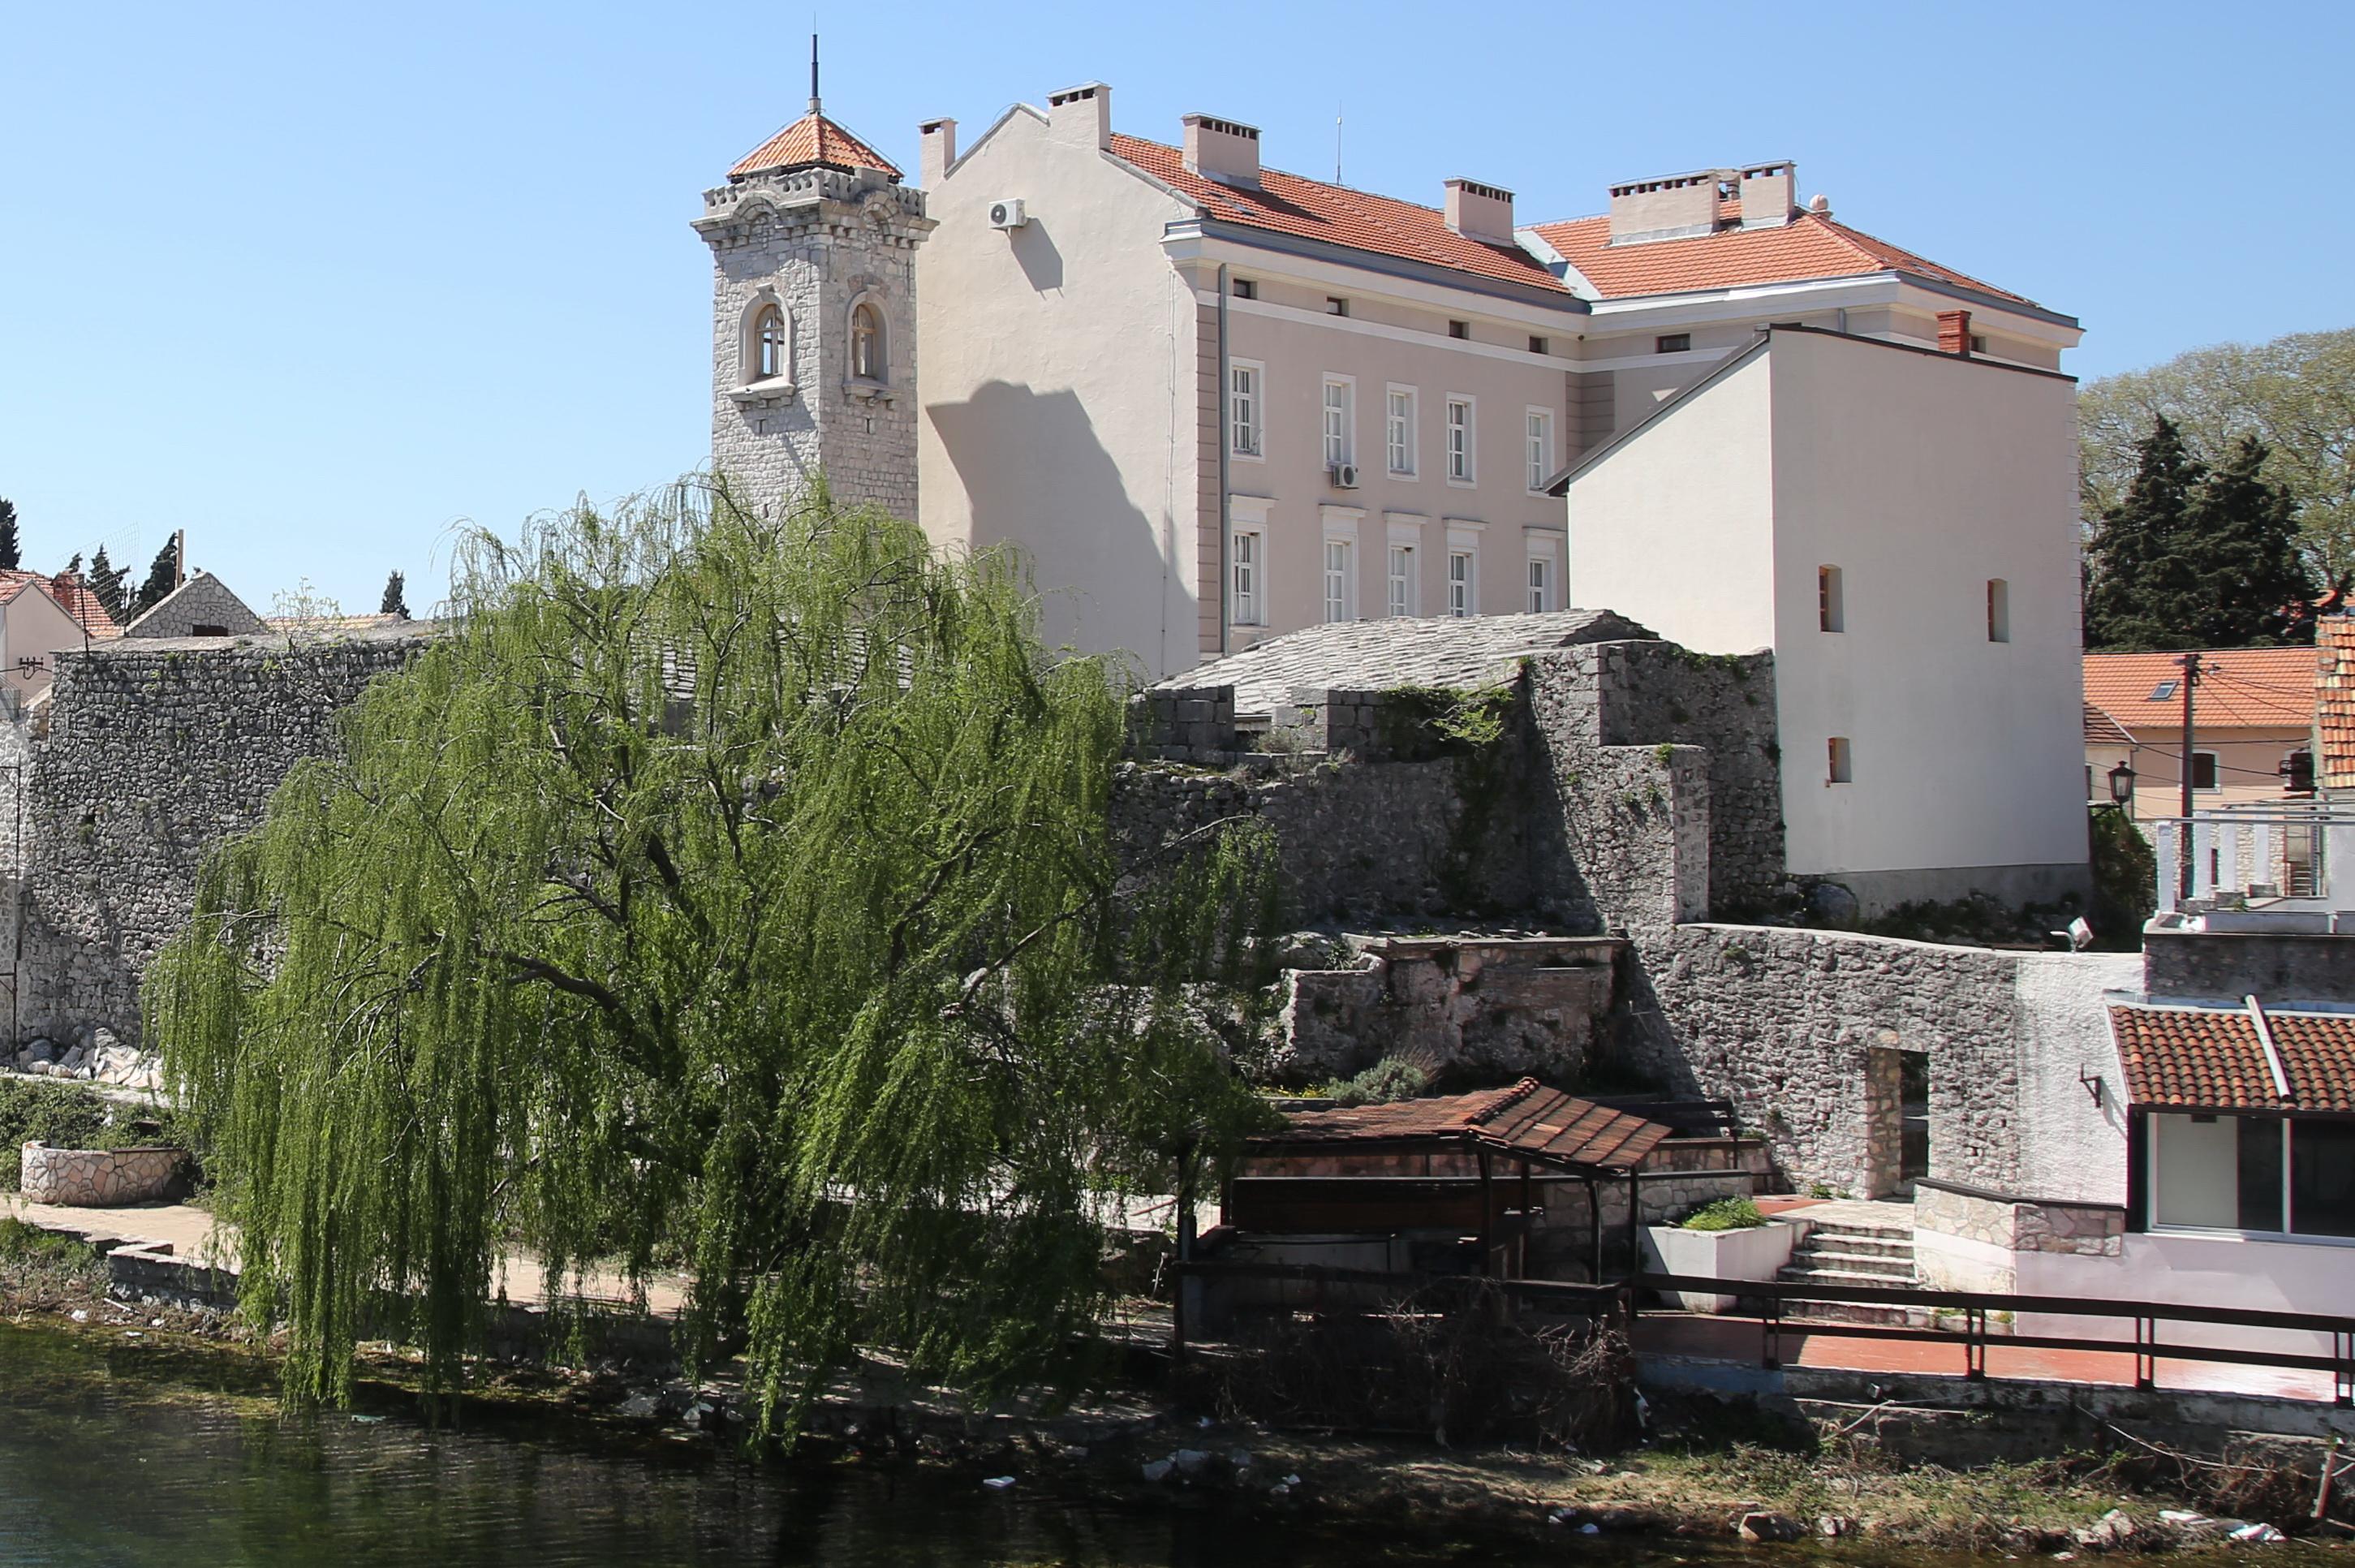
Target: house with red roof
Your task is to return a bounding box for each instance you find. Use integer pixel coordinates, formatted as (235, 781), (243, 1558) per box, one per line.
(0, 569), (119, 715)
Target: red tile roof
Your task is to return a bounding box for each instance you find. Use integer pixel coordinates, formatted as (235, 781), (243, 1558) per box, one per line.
(729, 111), (901, 180)
(2084, 702), (2133, 747)
(2112, 1004), (2355, 1113)
(2318, 618), (2355, 790)
(1525, 209), (2039, 308)
(1108, 135), (1570, 295)
(0, 570), (120, 638)
(2084, 648), (2319, 738)
(1255, 1077), (1670, 1171)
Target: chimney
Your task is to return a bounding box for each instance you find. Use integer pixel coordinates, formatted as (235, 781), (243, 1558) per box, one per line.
(1737, 161), (1797, 229)
(1182, 113), (1260, 186)
(1938, 309), (1973, 356)
(1046, 81), (1112, 151)
(1607, 168), (1722, 245)
(1443, 178), (1516, 246)
(918, 117), (958, 187)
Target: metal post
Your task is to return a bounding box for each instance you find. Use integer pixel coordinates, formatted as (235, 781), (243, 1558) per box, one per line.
(1516, 1158), (1531, 1280)
(1476, 1147), (1493, 1277)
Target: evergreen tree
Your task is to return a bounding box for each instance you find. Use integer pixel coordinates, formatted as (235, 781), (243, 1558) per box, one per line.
(131, 540), (179, 618)
(88, 545), (128, 622)
(148, 479), (1280, 1431)
(64, 553), (81, 575)
(2085, 416), (2319, 650)
(380, 570), (409, 618)
(0, 498), (19, 571)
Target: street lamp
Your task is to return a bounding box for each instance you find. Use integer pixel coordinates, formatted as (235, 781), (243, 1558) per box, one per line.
(2108, 760), (2137, 808)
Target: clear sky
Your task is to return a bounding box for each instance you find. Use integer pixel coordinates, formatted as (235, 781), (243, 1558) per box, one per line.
(3, 0), (2349, 614)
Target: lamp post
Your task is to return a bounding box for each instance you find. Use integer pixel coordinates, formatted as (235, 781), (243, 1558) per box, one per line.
(2107, 760), (2137, 810)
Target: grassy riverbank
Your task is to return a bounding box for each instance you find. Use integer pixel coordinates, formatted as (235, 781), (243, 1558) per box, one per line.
(2, 1226), (2344, 1559)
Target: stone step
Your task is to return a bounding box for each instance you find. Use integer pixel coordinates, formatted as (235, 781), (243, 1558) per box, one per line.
(1789, 1247), (1914, 1277)
(1780, 1298), (1935, 1329)
(1776, 1265), (1917, 1290)
(1792, 1233), (1914, 1260)
(1798, 1221), (1914, 1243)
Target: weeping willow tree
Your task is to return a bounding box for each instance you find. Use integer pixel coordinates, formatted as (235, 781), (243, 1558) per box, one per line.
(146, 478), (1279, 1432)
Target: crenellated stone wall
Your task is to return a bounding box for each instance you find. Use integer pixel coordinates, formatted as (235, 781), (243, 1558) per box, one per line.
(12, 625), (431, 1049)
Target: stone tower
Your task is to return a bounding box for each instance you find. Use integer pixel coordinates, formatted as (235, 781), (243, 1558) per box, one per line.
(693, 47), (933, 518)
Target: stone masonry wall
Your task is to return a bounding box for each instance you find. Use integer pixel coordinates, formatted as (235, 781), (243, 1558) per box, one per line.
(18, 1142), (187, 1206)
(15, 627), (429, 1048)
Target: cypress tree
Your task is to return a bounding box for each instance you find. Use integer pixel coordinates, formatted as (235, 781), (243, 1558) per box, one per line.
(131, 540), (179, 618)
(2184, 435), (2317, 645)
(88, 545), (128, 622)
(0, 498), (20, 571)
(380, 570), (409, 618)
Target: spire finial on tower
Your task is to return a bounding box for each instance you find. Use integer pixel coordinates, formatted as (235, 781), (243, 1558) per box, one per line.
(808, 33), (821, 114)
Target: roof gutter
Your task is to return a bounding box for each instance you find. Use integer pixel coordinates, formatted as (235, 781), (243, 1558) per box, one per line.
(2245, 994), (2297, 1105)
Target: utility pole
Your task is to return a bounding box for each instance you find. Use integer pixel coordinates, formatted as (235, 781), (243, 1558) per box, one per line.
(2179, 652), (2202, 898)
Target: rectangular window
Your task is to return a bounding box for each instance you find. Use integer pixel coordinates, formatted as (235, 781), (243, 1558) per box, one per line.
(1232, 278), (1257, 300)
(2192, 752), (2219, 791)
(1231, 528), (1264, 626)
(1447, 319), (1470, 340)
(2238, 1115), (2286, 1232)
(1322, 378), (1354, 468)
(1655, 333), (1690, 354)
(1447, 549), (1475, 618)
(1818, 565), (1844, 632)
(1970, 333), (1989, 354)
(1987, 578), (2010, 642)
(1386, 388), (1415, 476)
(1445, 398), (1474, 482)
(1323, 538), (1354, 623)
(2293, 1121), (2355, 1238)
(1527, 554), (1552, 614)
(1324, 296), (1349, 317)
(1827, 736), (1853, 784)
(1229, 363), (1262, 458)
(1528, 335), (1549, 355)
(1387, 545), (1414, 618)
(2153, 1115), (2355, 1239)
(1526, 409), (1554, 493)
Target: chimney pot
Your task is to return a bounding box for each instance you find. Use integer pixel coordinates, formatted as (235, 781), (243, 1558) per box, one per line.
(1736, 162), (1797, 229)
(1046, 81), (1113, 151)
(1182, 113), (1260, 187)
(1444, 177), (1515, 246)
(1938, 309), (1973, 356)
(918, 117), (958, 187)
(1606, 168), (1724, 245)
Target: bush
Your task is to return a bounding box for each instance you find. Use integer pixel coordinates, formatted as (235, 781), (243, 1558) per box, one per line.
(0, 1079), (188, 1191)
(1327, 1057), (1434, 1107)
(2088, 805), (2158, 948)
(1681, 1197), (1765, 1232)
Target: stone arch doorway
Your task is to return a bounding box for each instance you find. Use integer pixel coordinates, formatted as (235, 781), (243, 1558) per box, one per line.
(1865, 1045), (1931, 1198)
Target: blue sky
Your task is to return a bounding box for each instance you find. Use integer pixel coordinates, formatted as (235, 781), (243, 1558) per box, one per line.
(2, 0), (2349, 614)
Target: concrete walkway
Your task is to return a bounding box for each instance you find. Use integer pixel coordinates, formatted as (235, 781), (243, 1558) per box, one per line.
(1634, 1312), (2342, 1404)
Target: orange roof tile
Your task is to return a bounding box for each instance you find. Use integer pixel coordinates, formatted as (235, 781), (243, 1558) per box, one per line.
(729, 111), (900, 180)
(2318, 617), (2355, 790)
(2083, 648), (2319, 737)
(1109, 136), (1569, 295)
(1525, 209), (2039, 308)
(2112, 1004), (2355, 1113)
(2085, 702), (2133, 747)
(1253, 1078), (1670, 1171)
(0, 570), (120, 638)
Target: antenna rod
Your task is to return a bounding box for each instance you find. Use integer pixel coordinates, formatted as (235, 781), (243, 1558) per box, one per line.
(1335, 105), (1343, 184)
(808, 33), (820, 114)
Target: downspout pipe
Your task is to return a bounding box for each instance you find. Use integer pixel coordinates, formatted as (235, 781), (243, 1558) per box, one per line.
(1215, 263), (1231, 655)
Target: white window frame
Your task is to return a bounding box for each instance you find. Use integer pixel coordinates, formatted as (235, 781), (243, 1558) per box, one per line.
(1525, 532), (1560, 614)
(1525, 407), (1555, 495)
(2148, 1112), (2355, 1243)
(1444, 395), (1475, 486)
(2192, 751), (2220, 792)
(1445, 521), (1483, 618)
(1229, 359), (1265, 462)
(737, 291), (793, 389)
(1385, 384), (1417, 478)
(1322, 375), (1356, 470)
(1320, 506), (1362, 625)
(1229, 498), (1271, 628)
(1385, 514), (1424, 620)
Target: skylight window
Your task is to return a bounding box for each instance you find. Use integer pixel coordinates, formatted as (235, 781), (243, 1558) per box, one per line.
(2149, 680), (2178, 701)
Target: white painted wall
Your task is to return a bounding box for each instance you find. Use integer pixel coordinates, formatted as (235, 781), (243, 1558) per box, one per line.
(917, 106), (1199, 678)
(2013, 952), (2140, 1204)
(2019, 1235), (2355, 1357)
(0, 587), (97, 713)
(1766, 331), (2086, 885)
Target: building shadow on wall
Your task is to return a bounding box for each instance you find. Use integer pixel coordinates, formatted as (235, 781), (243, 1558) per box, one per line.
(1009, 222), (1063, 292)
(927, 381), (1180, 674)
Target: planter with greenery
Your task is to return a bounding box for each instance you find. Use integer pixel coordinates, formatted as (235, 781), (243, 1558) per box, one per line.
(1640, 1197), (1802, 1313)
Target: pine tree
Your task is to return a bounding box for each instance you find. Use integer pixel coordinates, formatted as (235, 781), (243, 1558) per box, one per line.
(130, 539), (180, 619)
(0, 498), (20, 571)
(88, 545), (128, 622)
(64, 552), (81, 575)
(380, 570), (409, 618)
(2084, 416), (2318, 650)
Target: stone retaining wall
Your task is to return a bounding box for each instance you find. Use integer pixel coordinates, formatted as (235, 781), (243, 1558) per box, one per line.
(18, 1142), (187, 1206)
(1915, 1180), (2125, 1256)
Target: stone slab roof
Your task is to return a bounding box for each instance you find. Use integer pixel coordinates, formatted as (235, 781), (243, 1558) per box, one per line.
(1155, 610), (1654, 717)
(1252, 1077), (1671, 1172)
(2111, 1002), (2355, 1113)
(67, 619), (437, 658)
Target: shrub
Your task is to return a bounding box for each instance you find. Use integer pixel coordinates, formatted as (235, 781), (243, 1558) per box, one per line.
(0, 1079), (189, 1191)
(1681, 1197), (1766, 1232)
(1328, 1058), (1434, 1107)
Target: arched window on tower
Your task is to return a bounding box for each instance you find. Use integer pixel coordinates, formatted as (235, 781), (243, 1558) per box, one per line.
(851, 302), (885, 382)
(751, 304), (788, 381)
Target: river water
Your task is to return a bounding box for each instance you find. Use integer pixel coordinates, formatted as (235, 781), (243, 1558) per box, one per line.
(0, 1324), (2321, 1566)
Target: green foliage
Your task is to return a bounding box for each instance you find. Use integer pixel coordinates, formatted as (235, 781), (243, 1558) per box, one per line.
(2088, 806), (2157, 949)
(131, 539), (179, 620)
(2079, 327), (2355, 579)
(1680, 1197), (1764, 1232)
(0, 497), (19, 572)
(0, 1079), (187, 1189)
(1327, 1057), (1434, 1107)
(381, 570), (410, 618)
(146, 477), (1282, 1435)
(2084, 416), (2322, 650)
(88, 545), (127, 623)
(1371, 684), (1513, 756)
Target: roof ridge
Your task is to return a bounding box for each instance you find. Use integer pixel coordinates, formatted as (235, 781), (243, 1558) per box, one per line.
(1460, 1076), (1543, 1126)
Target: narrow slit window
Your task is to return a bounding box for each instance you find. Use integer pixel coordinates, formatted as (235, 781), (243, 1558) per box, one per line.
(1987, 578), (2010, 642)
(1828, 736), (1853, 784)
(1387, 545), (1414, 618)
(1818, 565), (1845, 632)
(1447, 549), (1475, 618)
(1323, 538), (1354, 622)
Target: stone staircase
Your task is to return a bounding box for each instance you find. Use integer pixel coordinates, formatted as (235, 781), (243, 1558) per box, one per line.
(1775, 1213), (1927, 1327)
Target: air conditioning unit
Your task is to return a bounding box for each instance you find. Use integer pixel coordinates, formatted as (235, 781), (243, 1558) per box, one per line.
(1328, 461), (1360, 489)
(988, 198), (1028, 230)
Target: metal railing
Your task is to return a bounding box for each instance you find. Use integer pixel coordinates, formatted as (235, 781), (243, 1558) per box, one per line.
(2146, 806), (2352, 913)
